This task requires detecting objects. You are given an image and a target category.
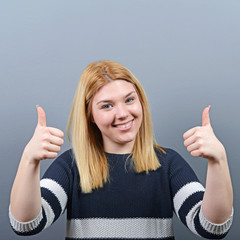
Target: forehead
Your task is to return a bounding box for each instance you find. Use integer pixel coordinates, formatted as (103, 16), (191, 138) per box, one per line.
(93, 80), (136, 102)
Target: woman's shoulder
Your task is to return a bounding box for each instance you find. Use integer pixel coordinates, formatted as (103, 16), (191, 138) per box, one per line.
(48, 148), (76, 170)
(155, 147), (188, 167)
(155, 147), (182, 159)
(58, 148), (74, 160)
(155, 147), (199, 181)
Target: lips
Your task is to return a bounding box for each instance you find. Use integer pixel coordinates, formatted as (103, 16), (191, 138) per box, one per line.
(113, 120), (134, 129)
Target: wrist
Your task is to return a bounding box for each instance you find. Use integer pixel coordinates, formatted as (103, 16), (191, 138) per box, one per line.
(22, 145), (40, 166)
(208, 150), (227, 167)
(207, 142), (227, 163)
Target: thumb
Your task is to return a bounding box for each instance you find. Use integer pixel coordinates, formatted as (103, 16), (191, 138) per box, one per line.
(36, 105), (46, 127)
(202, 105), (211, 127)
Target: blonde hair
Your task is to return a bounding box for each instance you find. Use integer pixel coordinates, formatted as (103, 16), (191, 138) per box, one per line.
(67, 60), (165, 193)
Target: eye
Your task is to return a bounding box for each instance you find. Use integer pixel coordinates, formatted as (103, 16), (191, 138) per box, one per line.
(126, 97), (134, 103)
(101, 104), (112, 109)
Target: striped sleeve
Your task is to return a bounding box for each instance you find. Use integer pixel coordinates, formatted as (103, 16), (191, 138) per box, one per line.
(9, 151), (72, 235)
(169, 150), (233, 239)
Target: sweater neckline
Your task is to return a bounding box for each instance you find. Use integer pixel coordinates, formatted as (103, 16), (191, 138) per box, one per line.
(105, 152), (132, 160)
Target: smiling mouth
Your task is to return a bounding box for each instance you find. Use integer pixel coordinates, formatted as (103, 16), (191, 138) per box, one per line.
(114, 120), (134, 129)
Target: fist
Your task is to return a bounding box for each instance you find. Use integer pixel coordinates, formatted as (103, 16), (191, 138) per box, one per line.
(24, 106), (64, 162)
(183, 106), (226, 162)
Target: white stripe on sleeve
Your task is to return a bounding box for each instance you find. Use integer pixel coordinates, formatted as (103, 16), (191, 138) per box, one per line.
(185, 200), (202, 237)
(42, 198), (55, 229)
(40, 178), (68, 214)
(173, 181), (205, 218)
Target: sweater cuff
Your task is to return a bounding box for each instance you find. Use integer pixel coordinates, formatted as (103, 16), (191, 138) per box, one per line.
(199, 207), (233, 235)
(9, 205), (43, 233)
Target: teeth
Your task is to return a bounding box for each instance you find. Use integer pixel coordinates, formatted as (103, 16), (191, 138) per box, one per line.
(116, 121), (132, 129)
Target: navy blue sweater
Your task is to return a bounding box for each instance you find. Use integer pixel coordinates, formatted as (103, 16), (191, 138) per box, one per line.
(10, 148), (232, 239)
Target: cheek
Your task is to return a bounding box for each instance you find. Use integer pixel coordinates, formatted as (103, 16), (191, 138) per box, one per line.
(134, 104), (143, 128)
(93, 112), (113, 128)
(133, 102), (143, 119)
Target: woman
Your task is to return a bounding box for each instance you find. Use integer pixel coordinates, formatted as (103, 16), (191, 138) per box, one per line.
(10, 60), (233, 239)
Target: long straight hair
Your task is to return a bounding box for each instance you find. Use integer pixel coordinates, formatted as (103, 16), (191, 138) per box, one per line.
(67, 60), (165, 193)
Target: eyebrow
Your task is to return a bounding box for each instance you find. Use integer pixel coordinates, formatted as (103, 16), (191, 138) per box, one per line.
(96, 91), (136, 105)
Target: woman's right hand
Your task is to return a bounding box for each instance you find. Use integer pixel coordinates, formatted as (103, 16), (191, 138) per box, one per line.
(23, 105), (64, 163)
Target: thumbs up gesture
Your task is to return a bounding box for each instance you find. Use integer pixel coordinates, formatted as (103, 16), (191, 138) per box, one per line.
(24, 106), (64, 163)
(183, 106), (226, 162)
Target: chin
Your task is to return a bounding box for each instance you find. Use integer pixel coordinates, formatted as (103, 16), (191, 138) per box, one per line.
(118, 136), (136, 145)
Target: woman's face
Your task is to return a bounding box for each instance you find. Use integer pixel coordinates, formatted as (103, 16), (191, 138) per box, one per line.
(91, 80), (143, 153)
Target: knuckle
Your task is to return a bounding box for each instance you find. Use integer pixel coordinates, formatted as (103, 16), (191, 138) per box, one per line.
(41, 142), (48, 150)
(195, 126), (201, 131)
(195, 131), (201, 138)
(198, 148), (204, 156)
(197, 139), (203, 147)
(59, 138), (64, 146)
(192, 152), (199, 157)
(42, 151), (48, 159)
(190, 152), (195, 157)
(42, 134), (48, 142)
(42, 131), (51, 141)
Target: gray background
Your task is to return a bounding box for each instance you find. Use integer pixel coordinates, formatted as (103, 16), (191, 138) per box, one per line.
(0, 0), (239, 239)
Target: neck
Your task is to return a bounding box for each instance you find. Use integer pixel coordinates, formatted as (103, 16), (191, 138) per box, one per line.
(103, 141), (134, 154)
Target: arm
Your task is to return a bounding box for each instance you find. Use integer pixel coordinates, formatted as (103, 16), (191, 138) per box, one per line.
(183, 106), (233, 224)
(10, 106), (64, 222)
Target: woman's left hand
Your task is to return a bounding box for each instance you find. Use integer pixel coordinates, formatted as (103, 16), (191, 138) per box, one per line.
(183, 106), (226, 163)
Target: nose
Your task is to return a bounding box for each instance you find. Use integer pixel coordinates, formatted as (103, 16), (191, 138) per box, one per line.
(115, 104), (129, 119)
